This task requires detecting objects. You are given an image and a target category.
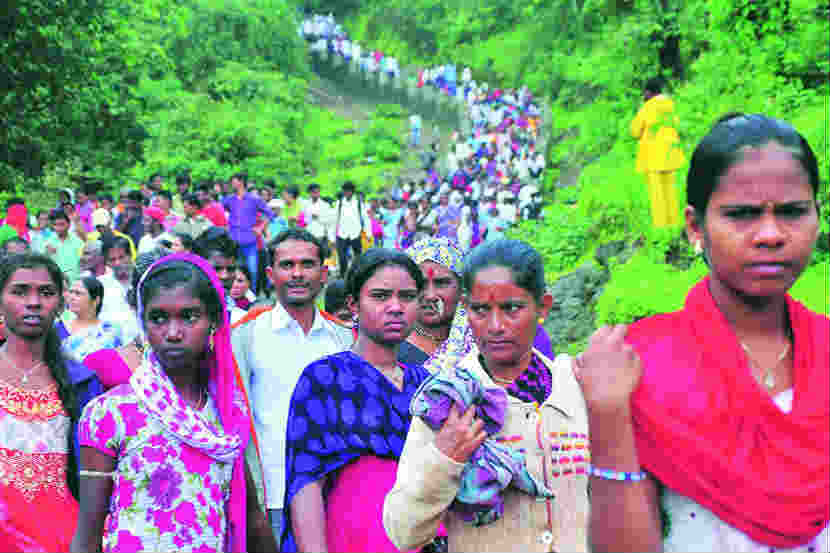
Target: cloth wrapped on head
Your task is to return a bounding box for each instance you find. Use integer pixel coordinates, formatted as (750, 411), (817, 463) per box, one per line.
(404, 238), (474, 375)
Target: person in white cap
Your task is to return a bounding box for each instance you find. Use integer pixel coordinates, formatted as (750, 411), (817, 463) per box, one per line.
(83, 207), (137, 260)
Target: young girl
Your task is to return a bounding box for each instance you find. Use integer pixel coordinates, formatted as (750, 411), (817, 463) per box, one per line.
(71, 253), (274, 552)
(0, 253), (103, 551)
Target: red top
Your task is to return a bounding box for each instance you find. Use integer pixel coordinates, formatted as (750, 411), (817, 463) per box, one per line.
(628, 277), (830, 548)
(200, 202), (228, 227)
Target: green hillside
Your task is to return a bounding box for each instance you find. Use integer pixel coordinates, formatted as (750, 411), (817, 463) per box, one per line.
(330, 0), (829, 345)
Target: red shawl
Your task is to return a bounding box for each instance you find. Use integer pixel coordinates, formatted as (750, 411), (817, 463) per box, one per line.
(626, 276), (829, 547)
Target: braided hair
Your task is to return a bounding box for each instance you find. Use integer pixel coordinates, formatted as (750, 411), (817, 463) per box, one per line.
(0, 254), (80, 498)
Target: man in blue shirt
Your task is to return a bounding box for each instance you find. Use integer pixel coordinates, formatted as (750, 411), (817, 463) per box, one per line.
(222, 173), (273, 294)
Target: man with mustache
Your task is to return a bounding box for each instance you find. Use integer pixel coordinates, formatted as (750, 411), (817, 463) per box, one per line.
(230, 228), (354, 546)
(100, 237), (139, 343)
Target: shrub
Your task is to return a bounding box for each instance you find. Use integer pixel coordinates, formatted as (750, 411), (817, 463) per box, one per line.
(596, 251), (708, 326)
(597, 253), (829, 326)
(508, 203), (592, 274)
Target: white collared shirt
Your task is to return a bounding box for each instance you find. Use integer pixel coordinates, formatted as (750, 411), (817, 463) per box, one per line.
(96, 272), (139, 344)
(302, 198), (333, 240)
(335, 195), (367, 240)
(232, 302), (353, 508)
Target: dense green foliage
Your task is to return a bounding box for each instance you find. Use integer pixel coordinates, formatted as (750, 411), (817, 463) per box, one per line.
(300, 104), (405, 196)
(335, 0), (829, 350)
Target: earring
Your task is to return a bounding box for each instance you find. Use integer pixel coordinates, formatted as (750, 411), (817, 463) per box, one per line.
(352, 316), (359, 331)
(538, 317), (545, 324)
(208, 325), (216, 351)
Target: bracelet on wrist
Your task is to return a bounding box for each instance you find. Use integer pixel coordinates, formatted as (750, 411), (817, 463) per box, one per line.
(588, 464), (648, 482)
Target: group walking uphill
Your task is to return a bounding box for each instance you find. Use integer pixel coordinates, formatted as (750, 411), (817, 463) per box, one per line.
(0, 21), (826, 553)
(298, 12), (546, 254)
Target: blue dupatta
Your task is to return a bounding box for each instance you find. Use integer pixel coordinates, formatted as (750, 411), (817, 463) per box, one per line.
(280, 351), (429, 552)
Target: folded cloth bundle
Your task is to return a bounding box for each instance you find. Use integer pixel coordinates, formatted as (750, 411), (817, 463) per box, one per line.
(411, 367), (553, 526)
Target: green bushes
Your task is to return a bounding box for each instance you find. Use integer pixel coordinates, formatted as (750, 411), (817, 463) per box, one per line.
(509, 204), (592, 274)
(597, 253), (829, 326)
(596, 252), (708, 326)
(790, 262), (830, 315)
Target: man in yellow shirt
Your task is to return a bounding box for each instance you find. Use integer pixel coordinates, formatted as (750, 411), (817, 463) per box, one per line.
(631, 79), (685, 228)
(82, 208), (137, 260)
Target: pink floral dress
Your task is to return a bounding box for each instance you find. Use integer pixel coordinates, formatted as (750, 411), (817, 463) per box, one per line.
(79, 384), (234, 552)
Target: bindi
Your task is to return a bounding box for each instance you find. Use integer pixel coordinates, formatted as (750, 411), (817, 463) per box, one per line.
(426, 267), (435, 279)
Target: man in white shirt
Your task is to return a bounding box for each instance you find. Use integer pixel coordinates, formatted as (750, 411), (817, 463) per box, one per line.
(231, 229), (353, 545)
(334, 181), (368, 276)
(100, 237), (139, 343)
(301, 183), (332, 244)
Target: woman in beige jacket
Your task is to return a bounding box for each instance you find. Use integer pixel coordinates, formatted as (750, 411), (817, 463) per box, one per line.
(384, 239), (591, 552)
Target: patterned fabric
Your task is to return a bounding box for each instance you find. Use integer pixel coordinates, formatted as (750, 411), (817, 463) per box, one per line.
(435, 205), (461, 241)
(411, 365), (553, 526)
(60, 320), (126, 364)
(80, 252), (251, 552)
(79, 386), (235, 552)
(501, 353), (552, 405)
(280, 351), (430, 552)
(0, 380), (65, 421)
(130, 356), (243, 464)
(0, 381), (77, 552)
(406, 236), (464, 274)
(404, 238), (475, 375)
(142, 253), (251, 551)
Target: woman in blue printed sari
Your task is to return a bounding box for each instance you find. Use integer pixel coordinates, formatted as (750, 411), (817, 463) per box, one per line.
(57, 276), (125, 363)
(281, 248), (430, 553)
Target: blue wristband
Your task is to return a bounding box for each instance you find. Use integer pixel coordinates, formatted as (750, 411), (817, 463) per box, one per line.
(588, 464), (648, 482)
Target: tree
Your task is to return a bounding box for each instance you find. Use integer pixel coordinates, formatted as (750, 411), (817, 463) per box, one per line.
(0, 0), (147, 186)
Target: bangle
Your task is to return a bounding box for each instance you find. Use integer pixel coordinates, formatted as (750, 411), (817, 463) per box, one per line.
(80, 470), (114, 479)
(588, 464), (648, 482)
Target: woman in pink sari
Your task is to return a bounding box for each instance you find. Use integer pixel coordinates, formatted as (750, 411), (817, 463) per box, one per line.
(577, 114), (828, 553)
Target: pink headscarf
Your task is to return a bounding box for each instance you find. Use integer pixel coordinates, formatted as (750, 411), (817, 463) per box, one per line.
(144, 205), (166, 223)
(6, 204), (29, 242)
(134, 252), (251, 551)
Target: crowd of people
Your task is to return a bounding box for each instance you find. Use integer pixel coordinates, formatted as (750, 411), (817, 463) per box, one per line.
(0, 112), (825, 553)
(299, 12), (546, 253)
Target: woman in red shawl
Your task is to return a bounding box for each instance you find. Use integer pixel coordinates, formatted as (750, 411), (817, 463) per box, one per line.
(576, 114), (828, 553)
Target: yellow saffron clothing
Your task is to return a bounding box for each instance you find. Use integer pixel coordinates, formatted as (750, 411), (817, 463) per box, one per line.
(81, 229), (138, 260)
(631, 94), (686, 227)
(647, 171), (682, 227)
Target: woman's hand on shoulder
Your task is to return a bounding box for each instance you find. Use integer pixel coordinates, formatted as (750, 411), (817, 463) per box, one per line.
(573, 324), (642, 415)
(433, 403), (487, 464)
